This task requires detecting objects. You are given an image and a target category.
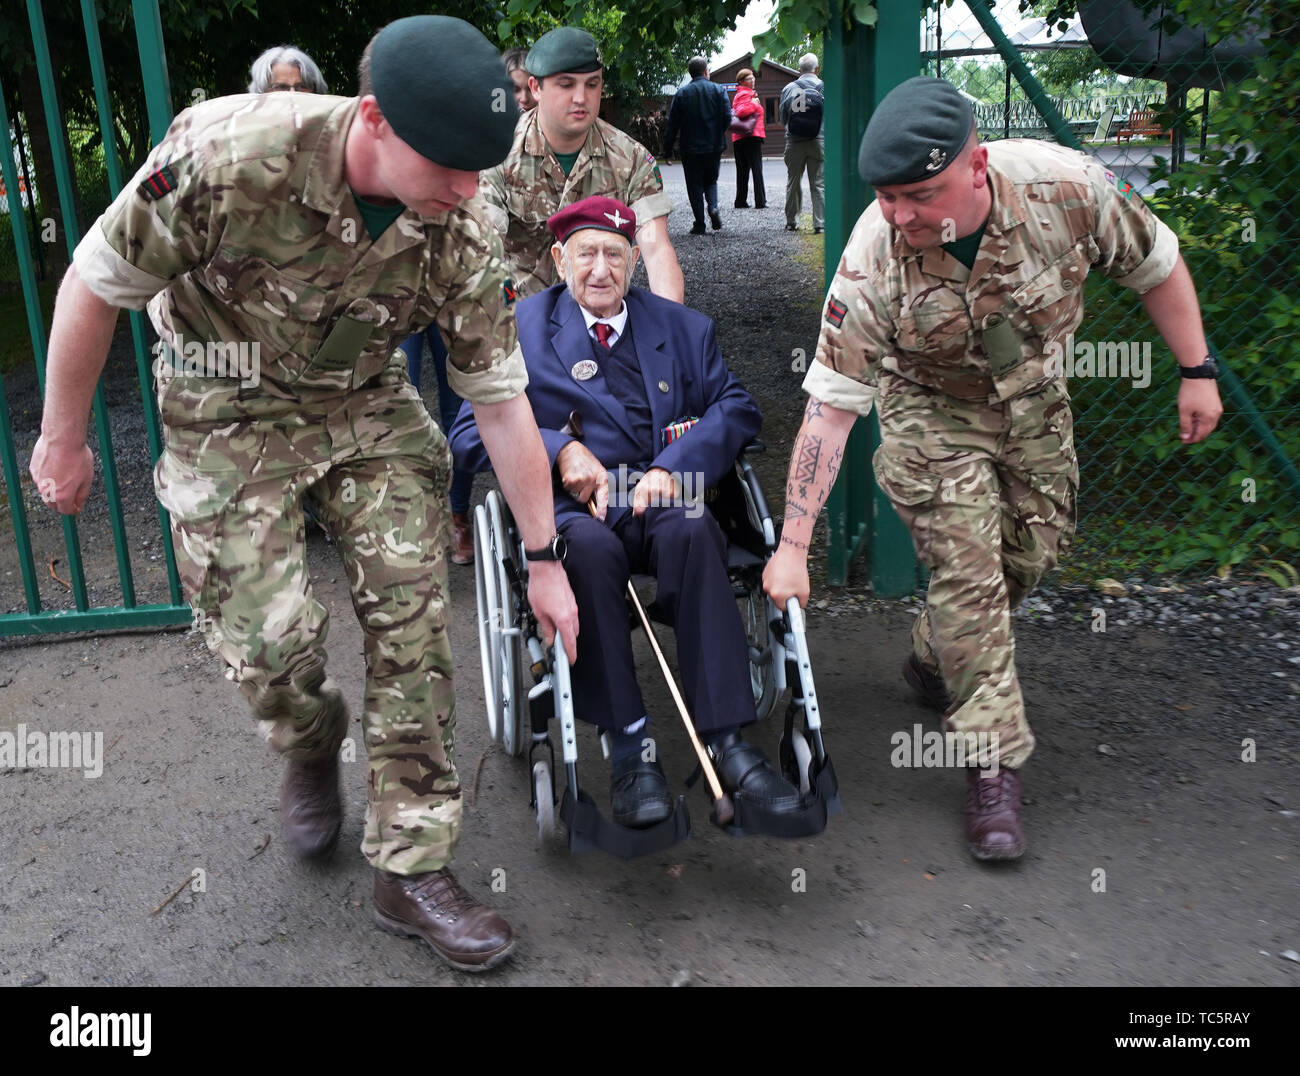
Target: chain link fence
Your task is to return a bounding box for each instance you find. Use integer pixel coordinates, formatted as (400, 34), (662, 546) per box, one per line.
(922, 0), (1298, 586)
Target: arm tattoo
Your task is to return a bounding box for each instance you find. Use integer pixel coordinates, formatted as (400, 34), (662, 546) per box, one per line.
(780, 534), (809, 551)
(803, 396), (825, 421)
(827, 445), (844, 484)
(793, 433), (822, 499)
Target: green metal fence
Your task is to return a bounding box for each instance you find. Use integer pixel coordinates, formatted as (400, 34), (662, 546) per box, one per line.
(0, 0), (188, 636)
(827, 0), (1298, 589)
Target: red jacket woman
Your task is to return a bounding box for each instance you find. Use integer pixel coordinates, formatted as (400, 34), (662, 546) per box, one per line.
(731, 70), (767, 208)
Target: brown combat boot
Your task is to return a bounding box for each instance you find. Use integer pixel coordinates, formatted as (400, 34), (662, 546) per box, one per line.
(965, 765), (1026, 862)
(902, 653), (953, 713)
(279, 756), (342, 859)
(373, 868), (515, 972)
(450, 512), (474, 565)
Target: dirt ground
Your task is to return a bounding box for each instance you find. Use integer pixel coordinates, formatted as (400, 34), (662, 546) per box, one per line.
(1, 160), (1297, 987)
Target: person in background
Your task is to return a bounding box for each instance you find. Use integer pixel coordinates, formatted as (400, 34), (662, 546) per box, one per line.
(778, 52), (825, 234)
(480, 27), (682, 302)
(503, 47), (537, 112)
(731, 68), (766, 209)
(247, 45), (328, 94)
(662, 56), (731, 235)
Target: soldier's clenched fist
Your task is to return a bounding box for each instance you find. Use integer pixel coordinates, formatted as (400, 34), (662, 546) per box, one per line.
(29, 435), (93, 515)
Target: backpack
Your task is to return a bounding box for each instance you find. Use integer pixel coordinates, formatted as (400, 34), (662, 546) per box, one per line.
(786, 81), (824, 138)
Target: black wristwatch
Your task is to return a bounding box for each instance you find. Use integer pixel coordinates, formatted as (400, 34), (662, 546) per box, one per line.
(524, 535), (568, 562)
(1179, 355), (1220, 379)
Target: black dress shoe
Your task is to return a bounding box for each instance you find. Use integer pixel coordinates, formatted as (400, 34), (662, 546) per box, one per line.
(785, 222), (797, 231)
(734, 201), (749, 208)
(710, 210), (723, 230)
(813, 226), (824, 234)
(712, 733), (803, 815)
(689, 221), (707, 235)
(611, 754), (672, 828)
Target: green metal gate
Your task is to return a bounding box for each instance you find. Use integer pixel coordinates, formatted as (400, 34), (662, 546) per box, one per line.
(0, 0), (187, 636)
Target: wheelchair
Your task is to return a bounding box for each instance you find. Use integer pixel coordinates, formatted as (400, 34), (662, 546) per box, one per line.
(472, 443), (840, 858)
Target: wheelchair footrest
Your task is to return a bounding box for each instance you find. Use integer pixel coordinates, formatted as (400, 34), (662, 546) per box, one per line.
(559, 787), (692, 859)
(712, 753), (840, 837)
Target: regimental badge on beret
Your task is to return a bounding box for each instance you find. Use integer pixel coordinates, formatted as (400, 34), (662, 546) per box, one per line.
(503, 278), (517, 305)
(857, 76), (975, 187)
(139, 164), (178, 202)
(548, 195), (638, 245)
(826, 296), (847, 328)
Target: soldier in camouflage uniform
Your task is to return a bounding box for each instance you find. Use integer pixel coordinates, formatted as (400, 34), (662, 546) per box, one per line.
(479, 26), (684, 302)
(29, 15), (579, 972)
(763, 78), (1223, 861)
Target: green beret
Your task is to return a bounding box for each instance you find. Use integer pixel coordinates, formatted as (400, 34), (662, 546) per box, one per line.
(526, 27), (603, 79)
(371, 15), (519, 170)
(858, 77), (975, 186)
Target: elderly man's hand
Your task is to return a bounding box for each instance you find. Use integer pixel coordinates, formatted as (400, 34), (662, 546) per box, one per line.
(631, 467), (679, 516)
(556, 440), (609, 520)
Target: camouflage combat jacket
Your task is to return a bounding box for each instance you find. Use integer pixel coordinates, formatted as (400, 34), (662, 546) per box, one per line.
(804, 139), (1180, 413)
(479, 108), (673, 299)
(72, 92), (524, 401)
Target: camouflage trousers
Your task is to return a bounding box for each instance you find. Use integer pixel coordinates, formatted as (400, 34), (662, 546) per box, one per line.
(153, 353), (459, 875)
(873, 372), (1079, 769)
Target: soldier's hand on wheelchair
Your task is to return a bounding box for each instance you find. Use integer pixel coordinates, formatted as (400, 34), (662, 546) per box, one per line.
(631, 467), (678, 516)
(556, 441), (609, 519)
(527, 560), (580, 663)
(29, 435), (94, 516)
(763, 544), (810, 610)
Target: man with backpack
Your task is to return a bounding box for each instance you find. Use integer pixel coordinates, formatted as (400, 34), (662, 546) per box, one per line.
(779, 53), (825, 234)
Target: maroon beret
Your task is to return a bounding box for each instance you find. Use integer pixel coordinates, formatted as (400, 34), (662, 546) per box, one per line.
(547, 195), (638, 246)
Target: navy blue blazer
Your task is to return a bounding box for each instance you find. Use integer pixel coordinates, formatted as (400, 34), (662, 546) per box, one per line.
(449, 283), (762, 526)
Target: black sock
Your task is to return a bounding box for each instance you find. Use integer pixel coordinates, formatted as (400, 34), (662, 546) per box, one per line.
(609, 720), (650, 762)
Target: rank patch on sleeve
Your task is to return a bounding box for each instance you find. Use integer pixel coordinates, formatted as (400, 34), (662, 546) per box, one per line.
(503, 278), (517, 305)
(139, 164), (178, 202)
(826, 296), (847, 328)
(1103, 168), (1134, 200)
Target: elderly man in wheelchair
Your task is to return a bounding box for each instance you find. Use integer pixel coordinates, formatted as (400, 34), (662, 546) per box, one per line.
(450, 196), (835, 850)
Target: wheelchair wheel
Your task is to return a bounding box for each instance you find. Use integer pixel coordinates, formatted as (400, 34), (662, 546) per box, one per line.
(738, 586), (779, 721)
(533, 760), (556, 841)
(486, 492), (525, 758)
(779, 728), (814, 795)
(473, 506), (505, 745)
